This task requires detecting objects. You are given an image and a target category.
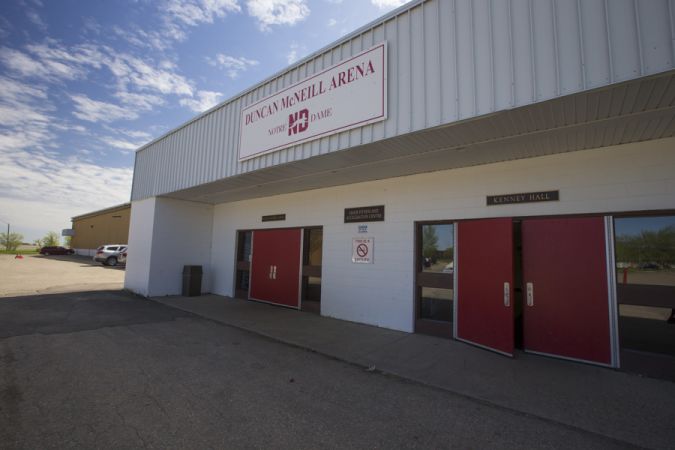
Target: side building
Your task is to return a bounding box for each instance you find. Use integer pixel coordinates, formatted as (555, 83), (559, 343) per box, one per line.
(71, 203), (131, 256)
(125, 0), (675, 380)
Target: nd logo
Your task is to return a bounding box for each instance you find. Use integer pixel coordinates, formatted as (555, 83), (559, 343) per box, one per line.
(288, 109), (309, 136)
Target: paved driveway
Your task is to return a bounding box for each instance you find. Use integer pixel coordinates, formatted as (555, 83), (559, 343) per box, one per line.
(0, 254), (124, 297)
(0, 290), (629, 449)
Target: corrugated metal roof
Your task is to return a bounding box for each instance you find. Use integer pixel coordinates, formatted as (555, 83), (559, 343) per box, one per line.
(132, 0), (675, 202)
(133, 0), (427, 156)
(71, 203), (131, 221)
(162, 70), (675, 204)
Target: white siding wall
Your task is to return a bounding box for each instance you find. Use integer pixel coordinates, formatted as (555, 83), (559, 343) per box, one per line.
(132, 0), (675, 201)
(124, 197), (214, 297)
(147, 198), (214, 296)
(125, 197), (156, 296)
(210, 137), (675, 332)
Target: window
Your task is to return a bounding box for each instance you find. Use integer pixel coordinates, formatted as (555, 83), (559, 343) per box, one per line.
(415, 223), (454, 337)
(235, 231), (252, 298)
(302, 228), (323, 312)
(614, 215), (675, 359)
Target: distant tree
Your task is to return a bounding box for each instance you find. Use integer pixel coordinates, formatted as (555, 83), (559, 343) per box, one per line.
(64, 236), (72, 248)
(43, 231), (60, 247)
(1, 232), (24, 252)
(441, 246), (454, 261)
(33, 238), (44, 248)
(615, 225), (675, 266)
(422, 226), (439, 259)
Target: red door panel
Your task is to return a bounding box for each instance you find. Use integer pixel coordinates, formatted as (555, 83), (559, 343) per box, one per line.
(457, 218), (515, 356)
(250, 229), (302, 308)
(521, 217), (611, 365)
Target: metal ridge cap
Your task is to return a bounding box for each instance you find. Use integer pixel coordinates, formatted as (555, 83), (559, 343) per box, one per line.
(71, 202), (131, 221)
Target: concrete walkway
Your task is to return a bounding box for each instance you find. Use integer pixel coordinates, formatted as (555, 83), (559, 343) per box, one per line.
(152, 294), (675, 449)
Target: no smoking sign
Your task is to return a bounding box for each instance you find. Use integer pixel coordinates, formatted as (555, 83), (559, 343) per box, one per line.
(352, 238), (374, 264)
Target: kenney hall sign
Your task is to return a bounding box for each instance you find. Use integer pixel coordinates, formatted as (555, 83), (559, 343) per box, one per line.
(238, 43), (387, 161)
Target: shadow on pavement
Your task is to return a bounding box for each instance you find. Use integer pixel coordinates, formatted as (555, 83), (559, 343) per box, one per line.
(31, 254), (126, 270)
(0, 289), (191, 339)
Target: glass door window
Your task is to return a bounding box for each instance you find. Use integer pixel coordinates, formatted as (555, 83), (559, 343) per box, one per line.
(614, 215), (675, 379)
(302, 227), (322, 313)
(235, 231), (252, 299)
(415, 223), (454, 337)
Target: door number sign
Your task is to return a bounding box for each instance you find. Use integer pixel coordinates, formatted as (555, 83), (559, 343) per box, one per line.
(352, 238), (374, 264)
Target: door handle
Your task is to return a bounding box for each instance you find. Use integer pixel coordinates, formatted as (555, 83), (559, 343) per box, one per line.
(503, 282), (510, 307)
(269, 265), (274, 279)
(526, 282), (534, 306)
(272, 265), (277, 279)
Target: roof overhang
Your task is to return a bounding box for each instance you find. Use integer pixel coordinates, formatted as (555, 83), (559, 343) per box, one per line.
(162, 70), (675, 205)
(71, 203), (131, 221)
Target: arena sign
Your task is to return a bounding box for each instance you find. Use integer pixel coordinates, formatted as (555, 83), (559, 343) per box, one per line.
(238, 43), (387, 161)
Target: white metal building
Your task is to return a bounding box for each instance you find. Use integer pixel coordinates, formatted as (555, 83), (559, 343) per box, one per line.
(126, 0), (675, 379)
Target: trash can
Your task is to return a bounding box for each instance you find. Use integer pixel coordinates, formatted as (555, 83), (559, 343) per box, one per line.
(182, 265), (202, 297)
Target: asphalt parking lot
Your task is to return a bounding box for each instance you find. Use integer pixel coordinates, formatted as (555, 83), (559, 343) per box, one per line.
(2, 256), (668, 448)
(0, 254), (124, 297)
(0, 288), (631, 449)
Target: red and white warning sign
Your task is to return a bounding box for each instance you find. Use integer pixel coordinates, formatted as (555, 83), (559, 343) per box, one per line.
(352, 237), (374, 264)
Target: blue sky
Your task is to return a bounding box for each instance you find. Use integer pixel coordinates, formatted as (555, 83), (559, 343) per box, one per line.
(0, 0), (410, 242)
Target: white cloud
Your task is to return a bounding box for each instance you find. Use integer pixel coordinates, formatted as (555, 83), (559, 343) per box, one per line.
(0, 40), (194, 104)
(71, 94), (138, 123)
(0, 80), (104, 234)
(0, 42), (106, 82)
(106, 127), (154, 141)
(100, 136), (145, 152)
(26, 9), (47, 32)
(286, 42), (306, 65)
(327, 18), (337, 27)
(114, 91), (166, 111)
(108, 53), (194, 97)
(152, 0), (242, 46)
(0, 17), (11, 39)
(112, 26), (172, 52)
(99, 128), (155, 152)
(371, 0), (409, 9)
(82, 17), (102, 35)
(207, 54), (259, 78)
(179, 90), (223, 112)
(0, 148), (133, 241)
(166, 0), (241, 26)
(0, 47), (80, 81)
(0, 76), (54, 153)
(246, 0), (310, 30)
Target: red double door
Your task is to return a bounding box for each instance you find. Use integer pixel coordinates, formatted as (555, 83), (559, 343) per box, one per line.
(456, 217), (613, 366)
(250, 229), (302, 309)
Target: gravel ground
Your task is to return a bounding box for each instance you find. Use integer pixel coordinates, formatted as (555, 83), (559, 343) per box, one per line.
(0, 254), (124, 297)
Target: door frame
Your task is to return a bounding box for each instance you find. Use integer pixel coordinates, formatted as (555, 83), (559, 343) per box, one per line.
(248, 227), (304, 310)
(301, 226), (323, 313)
(235, 225), (325, 311)
(516, 215), (620, 368)
(604, 216), (621, 368)
(610, 209), (675, 377)
(415, 213), (621, 367)
(454, 218), (515, 357)
(413, 220), (456, 338)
